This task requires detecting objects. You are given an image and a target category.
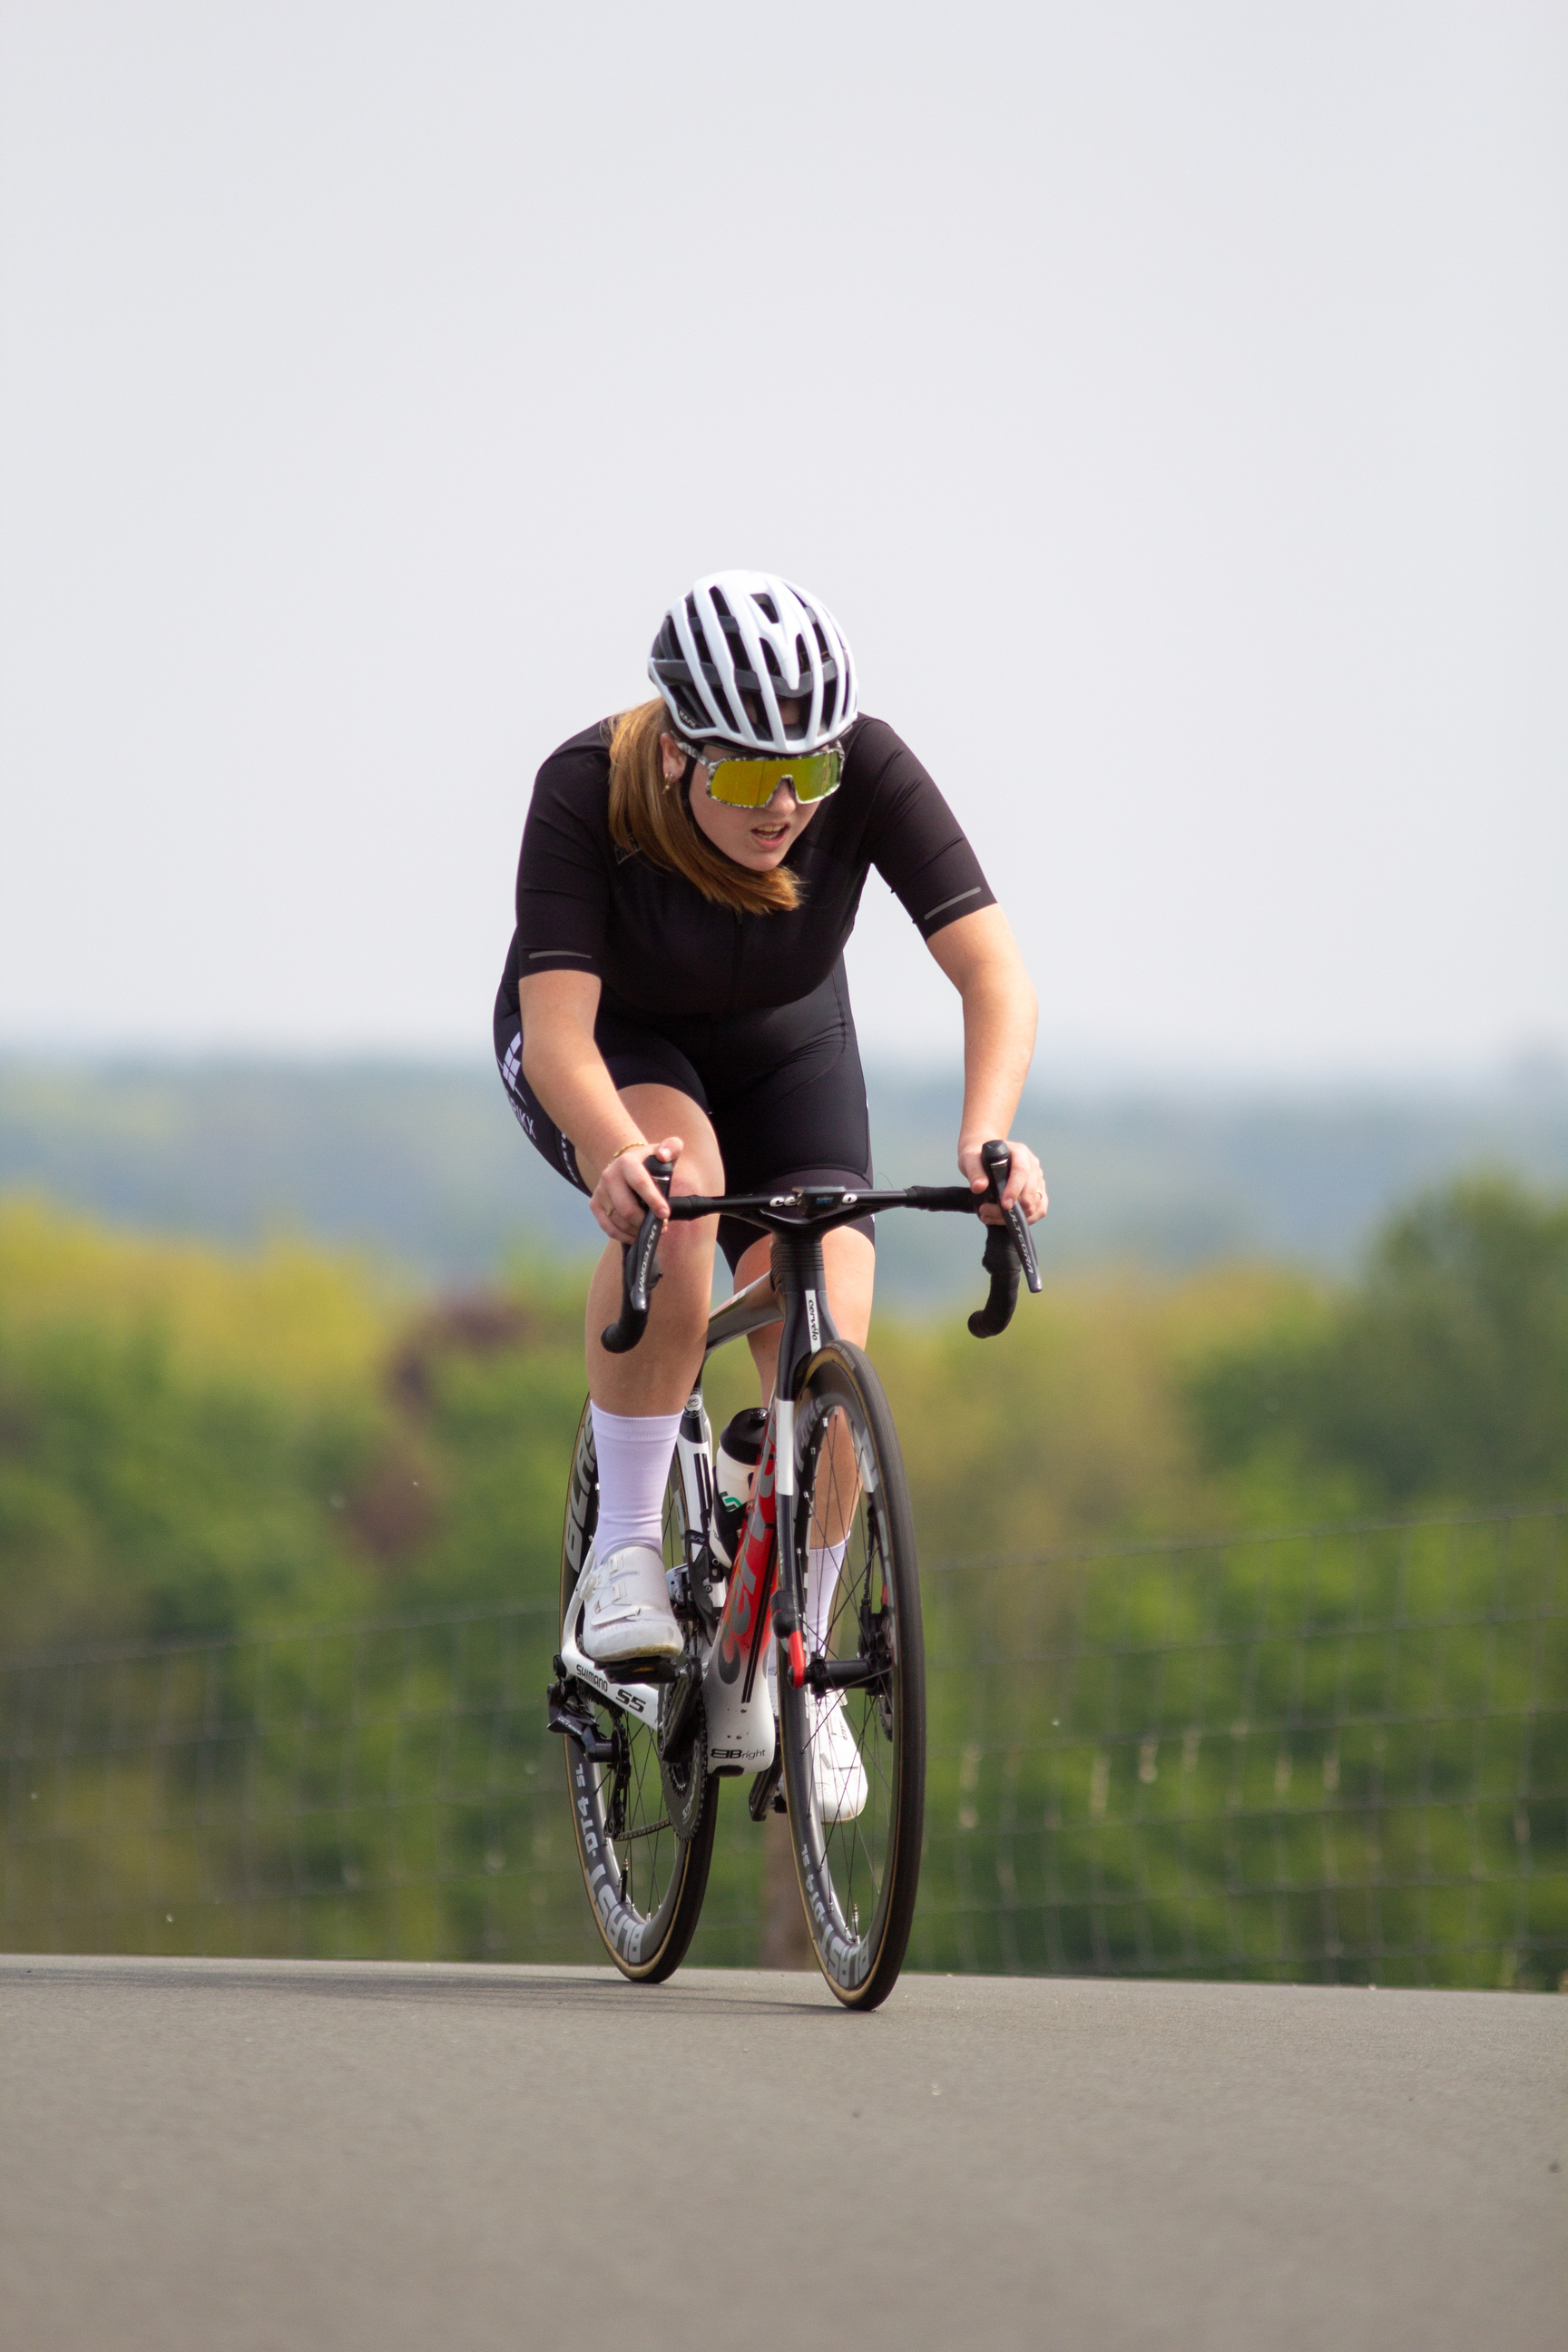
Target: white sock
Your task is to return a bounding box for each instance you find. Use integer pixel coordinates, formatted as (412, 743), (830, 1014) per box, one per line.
(806, 1537), (850, 1654)
(590, 1405), (683, 1563)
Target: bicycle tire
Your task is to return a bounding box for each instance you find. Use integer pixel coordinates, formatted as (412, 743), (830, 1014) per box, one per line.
(558, 1400), (718, 1982)
(778, 1342), (926, 2010)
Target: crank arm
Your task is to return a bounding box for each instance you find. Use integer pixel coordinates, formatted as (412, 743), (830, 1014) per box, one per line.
(747, 1748), (784, 1822)
(556, 1620), (662, 1729)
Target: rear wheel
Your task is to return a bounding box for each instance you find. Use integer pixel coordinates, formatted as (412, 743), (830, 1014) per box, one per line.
(558, 1401), (717, 1981)
(778, 1344), (925, 2009)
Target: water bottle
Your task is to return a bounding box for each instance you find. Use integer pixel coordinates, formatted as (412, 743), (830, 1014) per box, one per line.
(711, 1406), (769, 1565)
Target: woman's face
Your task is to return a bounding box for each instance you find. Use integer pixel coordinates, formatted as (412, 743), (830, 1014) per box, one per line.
(661, 723), (824, 874)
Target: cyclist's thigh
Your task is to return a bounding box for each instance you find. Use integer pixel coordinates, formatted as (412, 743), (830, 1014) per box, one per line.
(711, 1004), (872, 1199)
(702, 974), (876, 1279)
(496, 1011), (724, 1200)
(583, 1082), (724, 1200)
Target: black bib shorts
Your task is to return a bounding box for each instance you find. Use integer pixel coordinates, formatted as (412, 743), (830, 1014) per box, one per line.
(494, 963), (875, 1274)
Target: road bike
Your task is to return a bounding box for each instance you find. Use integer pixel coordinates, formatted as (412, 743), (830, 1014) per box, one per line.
(547, 1142), (1041, 2010)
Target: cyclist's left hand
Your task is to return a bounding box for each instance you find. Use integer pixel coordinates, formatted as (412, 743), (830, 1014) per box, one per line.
(958, 1137), (1048, 1227)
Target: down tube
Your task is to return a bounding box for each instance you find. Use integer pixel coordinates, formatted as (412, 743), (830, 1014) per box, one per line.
(703, 1409), (780, 1772)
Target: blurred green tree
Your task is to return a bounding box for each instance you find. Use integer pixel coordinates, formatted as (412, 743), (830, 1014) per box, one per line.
(1187, 1174), (1568, 1505)
(4, 1188), (1563, 1984)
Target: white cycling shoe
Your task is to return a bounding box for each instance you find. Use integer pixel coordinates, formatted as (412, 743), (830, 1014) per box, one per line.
(577, 1542), (682, 1667)
(811, 1692), (868, 1824)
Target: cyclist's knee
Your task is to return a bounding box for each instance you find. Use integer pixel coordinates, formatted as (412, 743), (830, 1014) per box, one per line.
(616, 1084), (724, 1196)
(649, 1211), (719, 1312)
(669, 1158), (723, 1202)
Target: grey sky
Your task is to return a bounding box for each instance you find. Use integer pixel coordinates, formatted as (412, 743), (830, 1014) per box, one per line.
(1, 1), (1563, 1076)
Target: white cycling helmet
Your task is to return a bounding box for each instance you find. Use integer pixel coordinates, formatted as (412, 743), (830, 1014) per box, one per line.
(648, 571), (858, 753)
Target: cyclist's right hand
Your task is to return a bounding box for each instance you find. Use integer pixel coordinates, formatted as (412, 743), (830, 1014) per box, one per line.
(591, 1135), (681, 1245)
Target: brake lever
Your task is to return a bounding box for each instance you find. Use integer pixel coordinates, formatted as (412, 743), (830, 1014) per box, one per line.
(966, 1140), (1044, 1338)
(600, 1153), (674, 1354)
(982, 1138), (1043, 1296)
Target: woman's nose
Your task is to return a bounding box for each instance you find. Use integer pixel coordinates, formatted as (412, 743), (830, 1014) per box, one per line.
(764, 779), (799, 812)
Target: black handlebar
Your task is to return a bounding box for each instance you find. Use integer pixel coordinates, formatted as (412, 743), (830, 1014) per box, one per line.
(600, 1153), (674, 1354)
(599, 1141), (1042, 1354)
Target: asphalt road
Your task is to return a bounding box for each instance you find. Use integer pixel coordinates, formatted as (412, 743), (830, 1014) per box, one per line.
(2, 1957), (1562, 2352)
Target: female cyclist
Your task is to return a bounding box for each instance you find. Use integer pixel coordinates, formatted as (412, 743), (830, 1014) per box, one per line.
(495, 572), (1045, 1811)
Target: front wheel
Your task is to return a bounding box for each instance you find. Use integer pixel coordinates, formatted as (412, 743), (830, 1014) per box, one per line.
(558, 1401), (717, 1982)
(778, 1343), (926, 2009)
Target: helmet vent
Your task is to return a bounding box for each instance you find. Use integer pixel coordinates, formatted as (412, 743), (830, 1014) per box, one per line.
(648, 571), (858, 753)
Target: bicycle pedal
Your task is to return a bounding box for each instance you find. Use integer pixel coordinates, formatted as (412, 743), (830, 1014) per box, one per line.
(595, 1651), (681, 1685)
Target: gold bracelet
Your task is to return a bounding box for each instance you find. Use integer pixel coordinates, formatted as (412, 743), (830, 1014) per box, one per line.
(604, 1139), (649, 1165)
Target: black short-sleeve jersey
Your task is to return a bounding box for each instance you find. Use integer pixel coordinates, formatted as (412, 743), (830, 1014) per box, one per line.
(494, 713), (994, 1029)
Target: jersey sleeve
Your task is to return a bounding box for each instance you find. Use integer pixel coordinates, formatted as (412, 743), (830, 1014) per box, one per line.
(851, 718), (997, 940)
(512, 730), (613, 979)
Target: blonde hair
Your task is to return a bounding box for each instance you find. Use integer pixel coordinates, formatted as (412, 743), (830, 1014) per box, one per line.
(606, 699), (801, 916)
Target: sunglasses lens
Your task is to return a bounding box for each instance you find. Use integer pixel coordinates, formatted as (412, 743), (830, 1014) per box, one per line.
(704, 749), (842, 807)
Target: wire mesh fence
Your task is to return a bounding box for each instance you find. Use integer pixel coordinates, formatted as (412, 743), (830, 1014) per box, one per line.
(910, 1502), (1567, 1988)
(4, 1504), (1564, 1985)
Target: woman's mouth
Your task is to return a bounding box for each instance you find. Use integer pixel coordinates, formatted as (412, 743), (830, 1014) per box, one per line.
(751, 819), (789, 843)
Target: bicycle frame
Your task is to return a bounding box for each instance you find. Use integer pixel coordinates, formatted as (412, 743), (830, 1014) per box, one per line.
(555, 1157), (1041, 1781)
